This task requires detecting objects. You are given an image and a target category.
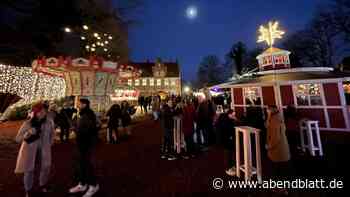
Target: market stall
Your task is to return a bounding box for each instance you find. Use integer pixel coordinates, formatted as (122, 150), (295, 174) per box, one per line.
(216, 21), (350, 132)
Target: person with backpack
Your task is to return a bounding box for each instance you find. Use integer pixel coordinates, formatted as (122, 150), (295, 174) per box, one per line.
(15, 103), (55, 197)
(69, 99), (99, 197)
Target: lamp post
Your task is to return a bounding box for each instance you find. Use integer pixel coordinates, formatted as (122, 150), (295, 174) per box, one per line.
(184, 86), (191, 94)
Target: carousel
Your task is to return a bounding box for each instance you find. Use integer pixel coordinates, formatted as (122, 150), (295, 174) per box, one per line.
(32, 56), (142, 111)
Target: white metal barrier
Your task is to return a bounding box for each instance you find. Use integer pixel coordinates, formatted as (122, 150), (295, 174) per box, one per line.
(235, 126), (262, 183)
(173, 116), (185, 154)
(299, 119), (323, 156)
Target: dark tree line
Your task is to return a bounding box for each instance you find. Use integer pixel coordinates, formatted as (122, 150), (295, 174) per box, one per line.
(282, 0), (350, 68)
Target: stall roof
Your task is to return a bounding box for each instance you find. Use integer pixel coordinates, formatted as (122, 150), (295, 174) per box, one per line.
(218, 70), (350, 88)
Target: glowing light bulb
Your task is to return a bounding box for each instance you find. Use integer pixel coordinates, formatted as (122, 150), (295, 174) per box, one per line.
(64, 27), (71, 33)
(83, 25), (89, 30)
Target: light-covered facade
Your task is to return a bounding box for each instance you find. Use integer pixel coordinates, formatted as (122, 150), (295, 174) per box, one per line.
(130, 61), (181, 96)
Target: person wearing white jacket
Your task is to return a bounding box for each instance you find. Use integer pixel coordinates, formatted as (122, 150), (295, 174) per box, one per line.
(15, 103), (55, 197)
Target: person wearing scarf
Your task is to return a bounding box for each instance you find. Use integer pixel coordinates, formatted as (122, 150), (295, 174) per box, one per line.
(15, 103), (55, 197)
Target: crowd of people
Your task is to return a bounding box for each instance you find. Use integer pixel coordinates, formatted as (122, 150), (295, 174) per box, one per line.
(13, 94), (293, 196)
(157, 96), (217, 160)
(138, 96), (154, 114)
(156, 96), (291, 194)
(105, 101), (133, 144)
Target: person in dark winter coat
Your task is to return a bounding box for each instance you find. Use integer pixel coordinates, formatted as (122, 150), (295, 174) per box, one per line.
(57, 104), (77, 142)
(182, 100), (196, 157)
(138, 96), (145, 113)
(69, 99), (99, 196)
(106, 104), (122, 143)
(195, 100), (215, 149)
(217, 109), (238, 176)
(160, 100), (176, 160)
(121, 101), (132, 136)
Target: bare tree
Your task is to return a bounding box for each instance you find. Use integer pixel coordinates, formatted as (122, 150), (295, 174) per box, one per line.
(330, 0), (350, 42)
(197, 55), (223, 87)
(282, 10), (340, 67)
(226, 41), (247, 75)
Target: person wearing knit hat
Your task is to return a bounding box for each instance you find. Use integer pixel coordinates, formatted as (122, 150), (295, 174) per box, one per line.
(15, 102), (55, 197)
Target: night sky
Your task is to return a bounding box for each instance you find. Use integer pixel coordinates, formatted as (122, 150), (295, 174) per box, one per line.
(128, 0), (327, 81)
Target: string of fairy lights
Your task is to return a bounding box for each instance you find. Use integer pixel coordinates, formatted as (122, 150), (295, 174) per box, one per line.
(0, 64), (66, 106)
(64, 25), (113, 57)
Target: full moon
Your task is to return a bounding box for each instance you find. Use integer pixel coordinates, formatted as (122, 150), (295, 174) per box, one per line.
(186, 6), (198, 19)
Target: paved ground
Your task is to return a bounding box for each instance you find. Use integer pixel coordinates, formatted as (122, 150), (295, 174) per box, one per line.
(0, 117), (349, 196)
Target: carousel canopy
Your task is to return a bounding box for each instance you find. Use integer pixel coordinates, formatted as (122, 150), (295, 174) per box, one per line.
(31, 56), (142, 97)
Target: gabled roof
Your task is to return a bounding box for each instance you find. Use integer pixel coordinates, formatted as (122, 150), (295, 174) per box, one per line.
(129, 62), (180, 78)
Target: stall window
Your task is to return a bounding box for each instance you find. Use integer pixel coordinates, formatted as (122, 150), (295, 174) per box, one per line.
(149, 78), (154, 86)
(243, 87), (262, 106)
(157, 79), (161, 86)
(343, 83), (350, 105)
(296, 84), (323, 106)
(142, 79), (147, 86)
(171, 79), (176, 86)
(135, 79), (140, 86)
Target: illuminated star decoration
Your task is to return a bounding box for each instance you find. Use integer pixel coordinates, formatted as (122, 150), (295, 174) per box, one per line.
(257, 21), (285, 47)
